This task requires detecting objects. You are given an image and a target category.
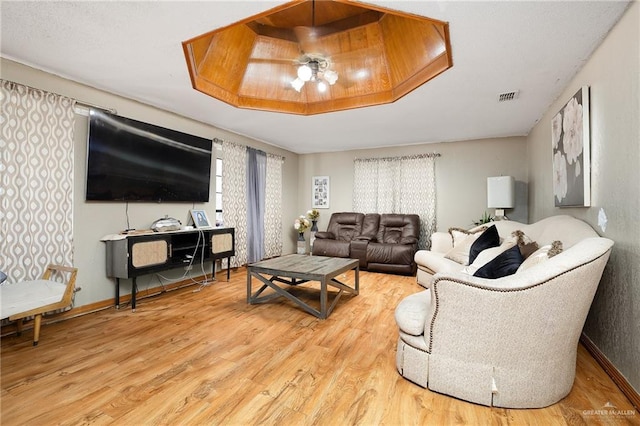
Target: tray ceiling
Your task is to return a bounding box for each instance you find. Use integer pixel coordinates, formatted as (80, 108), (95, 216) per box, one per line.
(0, 1), (630, 153)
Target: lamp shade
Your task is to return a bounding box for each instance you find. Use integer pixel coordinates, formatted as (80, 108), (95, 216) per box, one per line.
(487, 176), (515, 208)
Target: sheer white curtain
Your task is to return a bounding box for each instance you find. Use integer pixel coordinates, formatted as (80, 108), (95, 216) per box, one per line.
(0, 80), (76, 282)
(353, 154), (438, 249)
(222, 141), (283, 266)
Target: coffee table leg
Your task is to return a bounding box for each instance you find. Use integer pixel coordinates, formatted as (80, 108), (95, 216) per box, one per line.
(246, 269), (252, 303)
(321, 278), (327, 319)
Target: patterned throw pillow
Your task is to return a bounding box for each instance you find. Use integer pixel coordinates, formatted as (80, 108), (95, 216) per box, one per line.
(444, 226), (487, 265)
(510, 230), (539, 259)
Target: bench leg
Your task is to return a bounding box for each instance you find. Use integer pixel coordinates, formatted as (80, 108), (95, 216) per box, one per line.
(16, 318), (23, 336)
(33, 314), (42, 346)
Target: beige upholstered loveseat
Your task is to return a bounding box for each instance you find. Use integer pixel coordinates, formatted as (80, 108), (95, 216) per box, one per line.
(395, 215), (613, 408)
(414, 215), (603, 288)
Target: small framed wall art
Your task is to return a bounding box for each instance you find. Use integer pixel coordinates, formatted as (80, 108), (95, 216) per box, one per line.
(312, 176), (330, 209)
(551, 86), (590, 207)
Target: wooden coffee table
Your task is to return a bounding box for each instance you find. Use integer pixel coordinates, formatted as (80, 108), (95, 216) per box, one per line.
(246, 254), (359, 319)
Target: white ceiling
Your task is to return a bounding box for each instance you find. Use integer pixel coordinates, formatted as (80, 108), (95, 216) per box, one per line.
(0, 1), (630, 154)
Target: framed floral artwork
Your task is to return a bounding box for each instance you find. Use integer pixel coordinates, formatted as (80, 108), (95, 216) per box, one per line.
(552, 86), (590, 207)
(312, 176), (330, 209)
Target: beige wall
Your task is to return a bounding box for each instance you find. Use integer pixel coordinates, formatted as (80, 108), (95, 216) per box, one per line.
(1, 58), (299, 308)
(298, 137), (528, 234)
(526, 2), (639, 392)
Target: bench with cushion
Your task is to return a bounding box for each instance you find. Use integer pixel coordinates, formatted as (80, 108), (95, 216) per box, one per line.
(1, 264), (78, 345)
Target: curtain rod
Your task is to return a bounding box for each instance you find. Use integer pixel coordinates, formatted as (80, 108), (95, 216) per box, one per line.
(75, 100), (116, 114)
(355, 152), (441, 162)
(220, 138), (285, 161)
(1, 79), (116, 114)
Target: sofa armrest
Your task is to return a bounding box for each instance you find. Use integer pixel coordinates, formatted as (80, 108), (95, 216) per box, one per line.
(350, 239), (369, 269)
(314, 231), (335, 240)
(430, 231), (453, 253)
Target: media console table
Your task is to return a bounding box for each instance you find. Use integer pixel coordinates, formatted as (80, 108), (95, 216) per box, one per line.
(103, 227), (235, 311)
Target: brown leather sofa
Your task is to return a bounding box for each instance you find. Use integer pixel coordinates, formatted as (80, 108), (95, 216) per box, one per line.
(313, 212), (420, 275)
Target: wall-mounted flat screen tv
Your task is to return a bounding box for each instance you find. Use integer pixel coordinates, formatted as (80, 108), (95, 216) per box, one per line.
(86, 110), (212, 202)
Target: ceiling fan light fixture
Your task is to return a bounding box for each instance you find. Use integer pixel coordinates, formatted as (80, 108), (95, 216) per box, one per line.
(297, 64), (313, 82)
(317, 81), (327, 93)
(324, 70), (338, 85)
(291, 78), (304, 92)
(182, 0), (453, 114)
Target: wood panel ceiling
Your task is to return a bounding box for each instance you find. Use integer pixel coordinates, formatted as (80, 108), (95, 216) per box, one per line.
(182, 0), (452, 115)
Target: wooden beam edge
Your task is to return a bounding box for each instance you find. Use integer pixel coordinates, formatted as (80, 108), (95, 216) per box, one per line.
(580, 333), (640, 410)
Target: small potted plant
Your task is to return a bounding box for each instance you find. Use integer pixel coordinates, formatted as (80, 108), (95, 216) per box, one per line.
(473, 211), (494, 226)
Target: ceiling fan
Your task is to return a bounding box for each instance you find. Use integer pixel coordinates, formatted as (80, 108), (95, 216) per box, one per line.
(291, 53), (338, 92)
(288, 1), (339, 93)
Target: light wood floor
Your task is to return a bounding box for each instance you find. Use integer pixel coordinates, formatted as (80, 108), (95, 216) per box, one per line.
(1, 268), (637, 425)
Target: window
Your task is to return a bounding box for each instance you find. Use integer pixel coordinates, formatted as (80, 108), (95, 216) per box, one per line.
(215, 157), (223, 226)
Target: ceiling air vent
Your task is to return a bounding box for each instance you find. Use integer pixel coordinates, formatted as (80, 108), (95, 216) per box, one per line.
(498, 91), (520, 102)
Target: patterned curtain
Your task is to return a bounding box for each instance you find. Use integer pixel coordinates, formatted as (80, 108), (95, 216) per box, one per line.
(0, 80), (76, 282)
(222, 141), (248, 267)
(353, 154), (438, 249)
(222, 142), (283, 266)
(264, 153), (283, 259)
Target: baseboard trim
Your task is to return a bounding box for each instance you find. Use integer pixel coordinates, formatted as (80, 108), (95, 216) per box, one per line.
(580, 333), (640, 410)
(1, 273), (220, 337)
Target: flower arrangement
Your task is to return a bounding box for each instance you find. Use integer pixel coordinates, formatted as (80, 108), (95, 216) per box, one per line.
(294, 215), (311, 233)
(306, 209), (320, 221)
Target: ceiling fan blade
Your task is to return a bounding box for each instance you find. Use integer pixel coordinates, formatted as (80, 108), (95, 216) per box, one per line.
(247, 57), (299, 65)
(293, 26), (334, 55)
(327, 46), (384, 63)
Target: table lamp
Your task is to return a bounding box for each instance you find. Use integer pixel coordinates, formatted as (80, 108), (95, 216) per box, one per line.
(487, 176), (515, 220)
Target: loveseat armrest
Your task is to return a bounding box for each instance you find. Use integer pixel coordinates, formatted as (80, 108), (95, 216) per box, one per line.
(314, 231), (335, 240)
(430, 231), (453, 253)
(350, 239), (369, 269)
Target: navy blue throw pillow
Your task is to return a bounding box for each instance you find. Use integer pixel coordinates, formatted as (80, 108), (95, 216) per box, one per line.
(473, 245), (524, 279)
(468, 225), (500, 264)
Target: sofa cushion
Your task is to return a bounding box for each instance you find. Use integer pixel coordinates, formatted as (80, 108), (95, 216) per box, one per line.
(312, 239), (351, 257)
(395, 290), (432, 336)
(473, 245), (524, 279)
(469, 225), (501, 264)
(326, 212), (364, 242)
(367, 243), (414, 265)
(377, 214), (420, 245)
(415, 251), (464, 275)
(361, 214), (380, 240)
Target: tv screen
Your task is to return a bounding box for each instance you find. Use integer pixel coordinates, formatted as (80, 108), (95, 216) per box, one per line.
(86, 110), (212, 202)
